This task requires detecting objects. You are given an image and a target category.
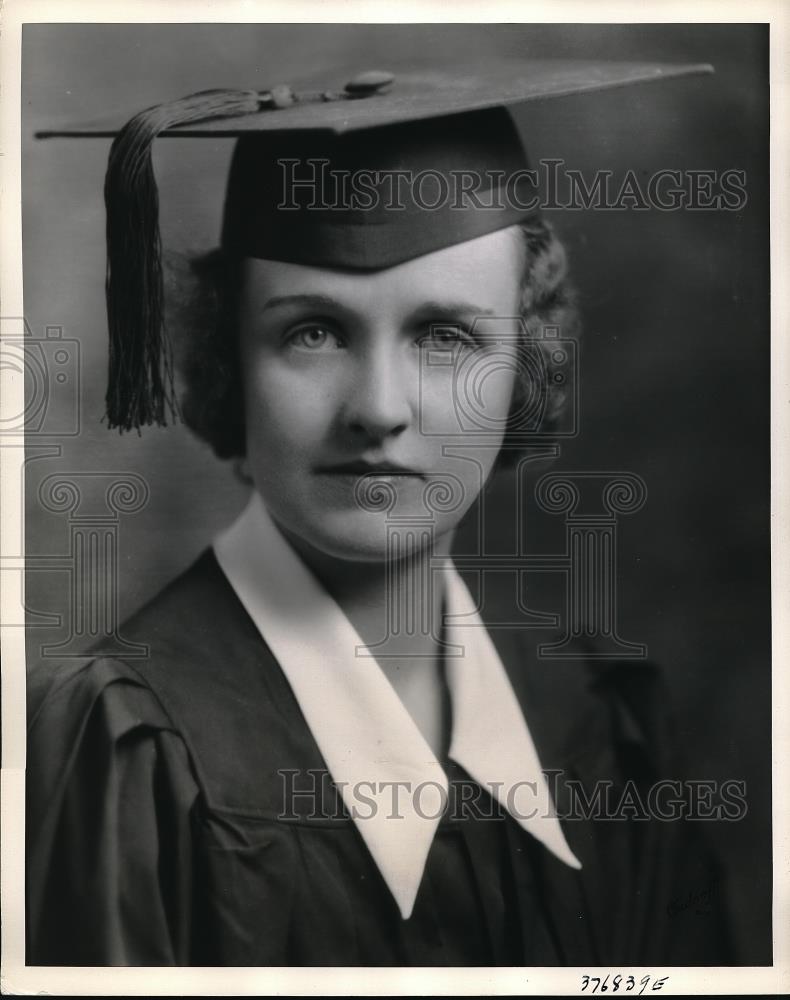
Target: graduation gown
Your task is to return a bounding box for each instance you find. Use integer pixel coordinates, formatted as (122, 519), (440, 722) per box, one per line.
(26, 548), (732, 966)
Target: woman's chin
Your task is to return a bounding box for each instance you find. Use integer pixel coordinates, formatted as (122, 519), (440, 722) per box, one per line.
(277, 508), (451, 566)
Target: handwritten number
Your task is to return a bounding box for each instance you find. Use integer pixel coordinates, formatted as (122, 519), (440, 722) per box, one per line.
(581, 973), (668, 995)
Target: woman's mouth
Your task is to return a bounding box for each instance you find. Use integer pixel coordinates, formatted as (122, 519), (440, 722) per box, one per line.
(315, 460), (427, 480)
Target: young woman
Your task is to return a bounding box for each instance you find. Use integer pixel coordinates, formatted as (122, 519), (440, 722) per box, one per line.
(26, 61), (731, 966)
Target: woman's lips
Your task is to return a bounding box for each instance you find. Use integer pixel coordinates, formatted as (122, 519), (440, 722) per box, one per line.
(315, 461), (426, 479)
(314, 464), (428, 508)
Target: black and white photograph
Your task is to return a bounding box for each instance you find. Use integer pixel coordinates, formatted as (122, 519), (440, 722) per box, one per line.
(1, 6), (787, 995)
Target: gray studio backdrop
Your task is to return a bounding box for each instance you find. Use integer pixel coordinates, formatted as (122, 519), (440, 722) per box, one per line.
(21, 24), (769, 962)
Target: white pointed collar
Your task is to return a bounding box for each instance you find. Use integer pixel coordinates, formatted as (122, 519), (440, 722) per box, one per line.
(213, 492), (581, 919)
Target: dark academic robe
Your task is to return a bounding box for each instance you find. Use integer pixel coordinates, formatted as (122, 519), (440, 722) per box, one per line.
(26, 549), (732, 966)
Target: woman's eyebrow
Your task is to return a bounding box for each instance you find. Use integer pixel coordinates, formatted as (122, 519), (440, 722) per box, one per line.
(407, 301), (497, 322)
(258, 294), (498, 320)
(260, 293), (345, 314)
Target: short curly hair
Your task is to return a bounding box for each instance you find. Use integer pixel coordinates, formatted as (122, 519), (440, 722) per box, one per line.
(165, 217), (579, 466)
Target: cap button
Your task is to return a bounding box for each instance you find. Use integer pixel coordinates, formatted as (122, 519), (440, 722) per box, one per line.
(344, 70), (395, 97)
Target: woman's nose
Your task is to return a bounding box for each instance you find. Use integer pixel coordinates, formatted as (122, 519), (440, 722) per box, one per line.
(342, 345), (414, 441)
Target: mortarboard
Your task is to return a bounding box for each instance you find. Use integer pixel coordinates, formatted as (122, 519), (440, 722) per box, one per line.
(36, 59), (713, 433)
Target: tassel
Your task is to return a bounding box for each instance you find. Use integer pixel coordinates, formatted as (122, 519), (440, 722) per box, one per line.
(104, 88), (264, 431)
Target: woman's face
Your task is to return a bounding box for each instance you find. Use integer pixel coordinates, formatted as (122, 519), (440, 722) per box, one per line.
(238, 226), (524, 562)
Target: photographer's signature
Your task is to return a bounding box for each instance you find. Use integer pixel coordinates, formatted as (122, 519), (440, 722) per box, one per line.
(666, 878), (720, 918)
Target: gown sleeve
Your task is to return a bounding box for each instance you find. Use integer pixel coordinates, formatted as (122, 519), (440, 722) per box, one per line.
(26, 657), (201, 966)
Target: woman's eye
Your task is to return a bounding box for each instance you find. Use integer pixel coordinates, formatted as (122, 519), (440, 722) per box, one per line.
(286, 325), (342, 351)
(418, 325), (476, 349)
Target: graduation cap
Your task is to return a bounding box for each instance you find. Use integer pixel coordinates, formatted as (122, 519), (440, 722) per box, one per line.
(36, 59), (713, 433)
